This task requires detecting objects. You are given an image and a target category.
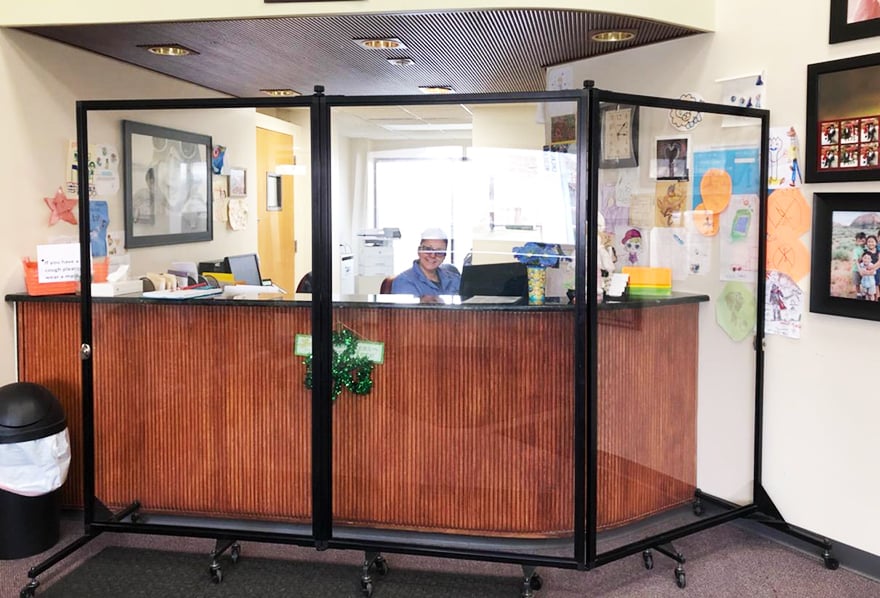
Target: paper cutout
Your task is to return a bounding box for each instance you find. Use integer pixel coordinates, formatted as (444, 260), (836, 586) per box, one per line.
(719, 195), (760, 281)
(618, 227), (647, 267)
(767, 187), (811, 238)
(690, 204), (720, 236)
(693, 148), (760, 208)
(655, 181), (688, 227)
(212, 145), (227, 175)
(649, 226), (688, 280)
(699, 169), (732, 212)
(227, 197), (248, 230)
(68, 141), (119, 197)
(766, 235), (810, 282)
(716, 281), (757, 342)
(765, 270), (803, 339)
(44, 187), (78, 226)
(669, 92), (704, 131)
(89, 201), (109, 257)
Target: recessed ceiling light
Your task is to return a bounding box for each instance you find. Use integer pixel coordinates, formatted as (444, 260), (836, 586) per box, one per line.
(141, 43), (197, 56)
(591, 30), (636, 43)
(355, 37), (407, 50)
(418, 86), (455, 94)
(261, 89), (301, 97)
(387, 57), (415, 66)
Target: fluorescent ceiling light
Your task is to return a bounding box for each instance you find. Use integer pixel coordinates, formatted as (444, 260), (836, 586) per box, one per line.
(380, 123), (473, 132)
(261, 88), (301, 97)
(387, 57), (415, 66)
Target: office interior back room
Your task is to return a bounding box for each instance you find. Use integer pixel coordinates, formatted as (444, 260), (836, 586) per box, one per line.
(81, 101), (582, 301)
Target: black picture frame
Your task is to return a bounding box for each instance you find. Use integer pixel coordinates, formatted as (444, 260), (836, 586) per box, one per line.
(599, 104), (639, 169)
(123, 120), (213, 248)
(805, 52), (880, 183)
(810, 191), (880, 322)
(829, 0), (880, 43)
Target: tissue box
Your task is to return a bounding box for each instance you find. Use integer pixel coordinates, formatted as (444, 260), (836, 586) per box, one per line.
(91, 279), (144, 297)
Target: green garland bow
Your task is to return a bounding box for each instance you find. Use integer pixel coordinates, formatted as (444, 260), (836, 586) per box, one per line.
(303, 327), (375, 400)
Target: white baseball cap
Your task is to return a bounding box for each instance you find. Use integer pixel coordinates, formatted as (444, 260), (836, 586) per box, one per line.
(420, 227), (448, 241)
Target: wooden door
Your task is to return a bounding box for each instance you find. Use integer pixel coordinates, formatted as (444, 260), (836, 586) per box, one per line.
(256, 127), (296, 293)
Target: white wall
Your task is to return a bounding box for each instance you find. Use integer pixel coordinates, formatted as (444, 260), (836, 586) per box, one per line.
(564, 0), (880, 557)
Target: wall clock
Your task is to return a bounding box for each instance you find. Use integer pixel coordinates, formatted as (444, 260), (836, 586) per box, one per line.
(600, 104), (639, 168)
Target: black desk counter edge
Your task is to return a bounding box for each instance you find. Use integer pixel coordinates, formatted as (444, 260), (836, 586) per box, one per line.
(5, 291), (710, 311)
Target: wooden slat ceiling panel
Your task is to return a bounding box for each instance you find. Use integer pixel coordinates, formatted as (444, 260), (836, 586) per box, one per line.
(19, 9), (700, 97)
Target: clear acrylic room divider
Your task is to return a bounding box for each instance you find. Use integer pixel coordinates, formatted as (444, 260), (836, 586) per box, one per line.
(589, 90), (768, 572)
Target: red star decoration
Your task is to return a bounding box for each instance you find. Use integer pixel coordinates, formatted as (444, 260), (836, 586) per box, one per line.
(44, 187), (78, 226)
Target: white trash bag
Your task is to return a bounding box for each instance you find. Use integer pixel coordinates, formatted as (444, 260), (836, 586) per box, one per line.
(0, 428), (70, 497)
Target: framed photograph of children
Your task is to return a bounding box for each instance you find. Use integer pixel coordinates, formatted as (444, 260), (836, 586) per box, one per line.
(830, 0), (880, 43)
(810, 192), (880, 322)
(805, 52), (880, 183)
(229, 167), (247, 197)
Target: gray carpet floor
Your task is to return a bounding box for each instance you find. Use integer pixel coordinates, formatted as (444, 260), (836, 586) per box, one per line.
(2, 514), (879, 597)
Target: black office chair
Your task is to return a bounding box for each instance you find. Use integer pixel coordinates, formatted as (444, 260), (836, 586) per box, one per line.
(295, 272), (313, 293)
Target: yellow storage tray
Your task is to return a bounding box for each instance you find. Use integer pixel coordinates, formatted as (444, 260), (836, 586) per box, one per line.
(622, 266), (672, 287)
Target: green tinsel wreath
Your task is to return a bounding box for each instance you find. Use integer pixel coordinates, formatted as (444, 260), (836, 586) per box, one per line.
(303, 327), (375, 400)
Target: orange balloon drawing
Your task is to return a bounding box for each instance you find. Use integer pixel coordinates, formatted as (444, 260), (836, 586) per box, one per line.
(693, 203), (720, 236)
(699, 168), (732, 213)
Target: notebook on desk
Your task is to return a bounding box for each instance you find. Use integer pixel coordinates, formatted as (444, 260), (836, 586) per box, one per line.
(142, 287), (223, 300)
(458, 262), (528, 303)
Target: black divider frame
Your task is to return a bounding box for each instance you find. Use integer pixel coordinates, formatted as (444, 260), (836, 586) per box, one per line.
(23, 86), (828, 596)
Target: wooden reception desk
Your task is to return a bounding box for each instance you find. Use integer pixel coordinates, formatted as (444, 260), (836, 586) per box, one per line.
(6, 292), (704, 538)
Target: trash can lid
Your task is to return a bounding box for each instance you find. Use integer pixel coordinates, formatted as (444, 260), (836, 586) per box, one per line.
(0, 382), (66, 443)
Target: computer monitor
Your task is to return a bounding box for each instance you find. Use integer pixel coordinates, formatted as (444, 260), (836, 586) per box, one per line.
(459, 262), (528, 301)
(225, 253), (263, 286)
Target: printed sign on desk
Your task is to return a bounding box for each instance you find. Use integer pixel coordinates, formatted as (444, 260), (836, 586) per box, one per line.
(36, 243), (80, 283)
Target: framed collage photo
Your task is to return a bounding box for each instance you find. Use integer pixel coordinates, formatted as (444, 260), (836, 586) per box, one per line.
(805, 52), (880, 183)
(810, 192), (880, 322)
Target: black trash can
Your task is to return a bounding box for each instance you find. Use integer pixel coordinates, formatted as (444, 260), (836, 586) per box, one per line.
(0, 382), (68, 560)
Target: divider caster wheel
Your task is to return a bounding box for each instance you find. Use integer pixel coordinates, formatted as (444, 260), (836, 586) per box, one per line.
(209, 566), (223, 583)
(361, 579), (373, 597)
(642, 550), (653, 570)
(230, 542), (241, 564)
(20, 582), (38, 598)
(692, 497), (704, 516)
(373, 556), (389, 576)
(822, 550), (839, 570)
(674, 566), (686, 589)
(529, 573), (543, 590)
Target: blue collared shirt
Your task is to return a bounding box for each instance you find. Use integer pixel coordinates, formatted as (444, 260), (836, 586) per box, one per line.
(391, 260), (461, 296)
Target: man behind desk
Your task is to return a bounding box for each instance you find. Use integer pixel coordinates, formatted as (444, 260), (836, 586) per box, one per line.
(391, 228), (461, 297)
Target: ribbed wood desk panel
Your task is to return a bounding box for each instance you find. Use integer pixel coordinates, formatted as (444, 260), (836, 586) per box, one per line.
(11, 298), (698, 536)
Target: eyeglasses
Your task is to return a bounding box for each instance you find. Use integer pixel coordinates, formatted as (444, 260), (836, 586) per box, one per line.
(418, 245), (447, 257)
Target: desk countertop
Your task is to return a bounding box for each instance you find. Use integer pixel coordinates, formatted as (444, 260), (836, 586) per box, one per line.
(5, 291), (709, 311)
